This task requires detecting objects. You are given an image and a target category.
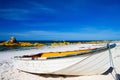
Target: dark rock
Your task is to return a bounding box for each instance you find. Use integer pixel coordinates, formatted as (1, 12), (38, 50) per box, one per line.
(8, 36), (17, 43)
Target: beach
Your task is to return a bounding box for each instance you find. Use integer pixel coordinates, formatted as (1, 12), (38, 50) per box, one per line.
(0, 43), (120, 80)
(1, 0), (120, 79)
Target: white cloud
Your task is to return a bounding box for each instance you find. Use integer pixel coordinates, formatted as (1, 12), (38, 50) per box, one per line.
(24, 22), (60, 27)
(0, 1), (56, 20)
(0, 9), (29, 13)
(0, 29), (120, 40)
(0, 8), (30, 20)
(29, 1), (56, 14)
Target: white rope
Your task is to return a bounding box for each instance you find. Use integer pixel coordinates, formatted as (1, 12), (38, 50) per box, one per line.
(108, 43), (120, 80)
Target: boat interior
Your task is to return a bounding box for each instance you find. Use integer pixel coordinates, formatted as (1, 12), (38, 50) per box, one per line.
(15, 43), (116, 59)
(21, 48), (101, 58)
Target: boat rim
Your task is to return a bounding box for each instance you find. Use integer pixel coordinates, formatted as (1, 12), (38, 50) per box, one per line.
(14, 43), (116, 60)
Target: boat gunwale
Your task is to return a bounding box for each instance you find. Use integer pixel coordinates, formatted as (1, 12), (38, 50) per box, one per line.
(14, 43), (116, 60)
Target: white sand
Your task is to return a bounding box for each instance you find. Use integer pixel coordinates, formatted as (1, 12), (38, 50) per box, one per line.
(0, 43), (120, 80)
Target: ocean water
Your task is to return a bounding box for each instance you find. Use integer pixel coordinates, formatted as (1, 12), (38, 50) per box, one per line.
(0, 40), (104, 51)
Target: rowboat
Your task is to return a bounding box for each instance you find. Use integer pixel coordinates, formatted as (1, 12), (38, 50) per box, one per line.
(14, 43), (116, 75)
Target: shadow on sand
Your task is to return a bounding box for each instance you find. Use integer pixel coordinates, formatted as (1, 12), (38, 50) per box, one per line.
(21, 70), (79, 78)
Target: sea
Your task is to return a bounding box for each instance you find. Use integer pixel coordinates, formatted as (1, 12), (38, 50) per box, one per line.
(0, 40), (109, 52)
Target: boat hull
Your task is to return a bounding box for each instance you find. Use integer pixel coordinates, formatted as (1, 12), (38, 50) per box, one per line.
(14, 48), (115, 75)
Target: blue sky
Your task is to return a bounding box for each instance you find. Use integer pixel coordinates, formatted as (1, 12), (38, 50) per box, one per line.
(0, 0), (120, 40)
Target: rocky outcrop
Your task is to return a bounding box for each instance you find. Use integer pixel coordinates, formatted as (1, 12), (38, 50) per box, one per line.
(8, 36), (17, 43)
(50, 42), (70, 46)
(0, 37), (45, 47)
(1, 37), (19, 47)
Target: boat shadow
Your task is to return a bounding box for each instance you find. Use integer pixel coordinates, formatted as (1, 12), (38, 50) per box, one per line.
(35, 74), (79, 78)
(23, 71), (79, 78)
